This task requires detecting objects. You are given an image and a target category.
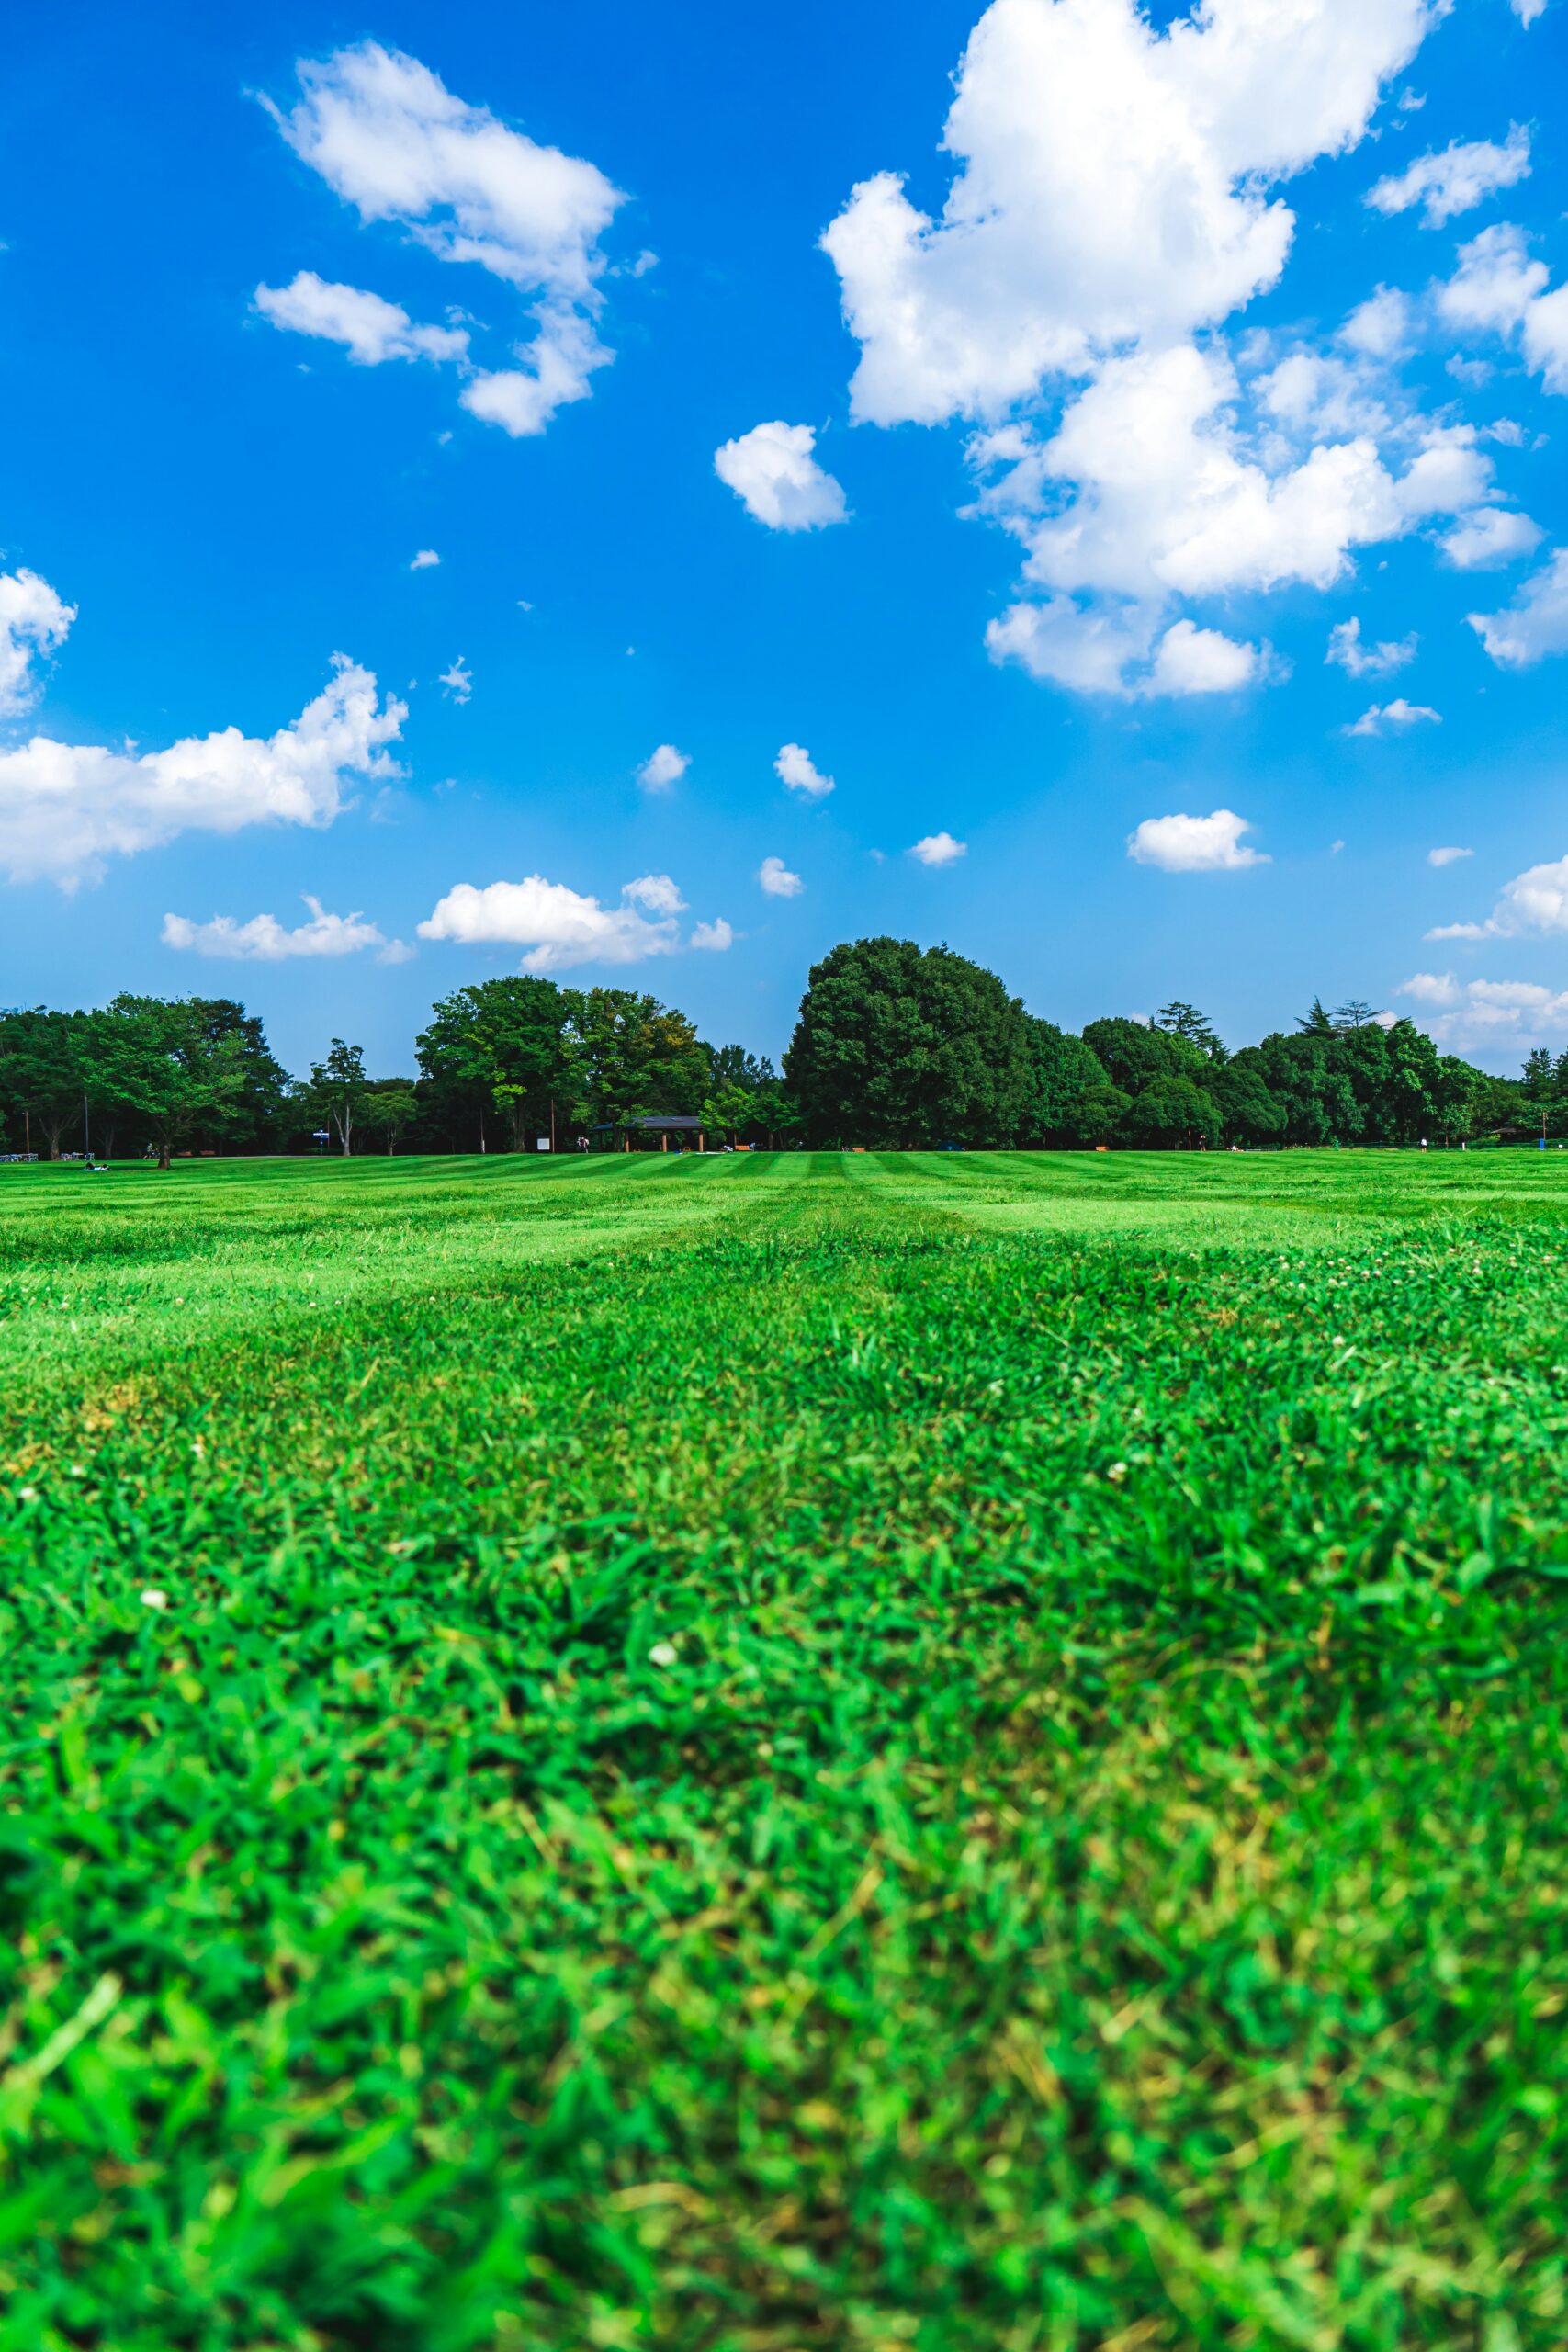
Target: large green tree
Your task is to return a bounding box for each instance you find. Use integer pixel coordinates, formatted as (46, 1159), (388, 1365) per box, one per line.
(418, 978), (580, 1149)
(1123, 1074), (1224, 1149)
(784, 937), (1035, 1147)
(358, 1082), (421, 1156)
(1023, 1020), (1128, 1144)
(0, 1007), (90, 1159)
(1211, 1052), (1285, 1144)
(1082, 1016), (1210, 1096)
(187, 999), (290, 1148)
(1152, 1001), (1226, 1061)
(305, 1040), (369, 1157)
(570, 989), (710, 1129)
(85, 997), (249, 1168)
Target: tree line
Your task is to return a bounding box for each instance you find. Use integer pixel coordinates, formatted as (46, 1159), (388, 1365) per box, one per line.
(0, 944), (1545, 1162)
(0, 985), (795, 1164)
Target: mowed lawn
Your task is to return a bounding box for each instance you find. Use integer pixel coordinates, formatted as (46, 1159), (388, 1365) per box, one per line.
(4, 1149), (1568, 2350)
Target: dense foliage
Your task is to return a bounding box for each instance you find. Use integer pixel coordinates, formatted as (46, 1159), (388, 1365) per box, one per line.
(0, 947), (1544, 1159)
(784, 936), (1039, 1146)
(3, 1151), (1568, 2346)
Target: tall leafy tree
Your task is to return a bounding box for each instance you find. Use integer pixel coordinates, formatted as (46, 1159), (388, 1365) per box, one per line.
(785, 937), (1034, 1147)
(1152, 1001), (1225, 1059)
(1521, 1046), (1555, 1102)
(358, 1082), (421, 1156)
(417, 978), (581, 1150)
(187, 999), (290, 1147)
(86, 997), (248, 1168)
(1123, 1074), (1223, 1148)
(1023, 1019), (1128, 1144)
(1082, 1016), (1209, 1096)
(708, 1043), (778, 1091)
(1211, 1053), (1284, 1143)
(749, 1076), (805, 1147)
(702, 1080), (759, 1143)
(306, 1040), (369, 1156)
(702, 1040), (798, 1144)
(0, 1007), (89, 1159)
(570, 989), (710, 1129)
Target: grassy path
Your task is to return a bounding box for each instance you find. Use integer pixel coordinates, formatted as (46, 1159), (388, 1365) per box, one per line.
(3, 1154), (1568, 2346)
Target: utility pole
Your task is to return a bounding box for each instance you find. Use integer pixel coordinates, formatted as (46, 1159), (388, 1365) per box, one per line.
(23, 1108), (31, 1157)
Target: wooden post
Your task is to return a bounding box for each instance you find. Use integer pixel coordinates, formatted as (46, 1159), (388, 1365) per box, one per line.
(661, 1131), (668, 1151)
(698, 1127), (705, 1153)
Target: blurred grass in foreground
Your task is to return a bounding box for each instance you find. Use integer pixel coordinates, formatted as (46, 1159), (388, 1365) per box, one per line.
(2, 1150), (1566, 2348)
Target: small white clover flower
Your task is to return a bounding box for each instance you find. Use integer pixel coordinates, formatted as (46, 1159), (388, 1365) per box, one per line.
(17, 1487), (39, 1504)
(649, 1641), (679, 1668)
(140, 1589), (169, 1611)
(1106, 1462), (1128, 1484)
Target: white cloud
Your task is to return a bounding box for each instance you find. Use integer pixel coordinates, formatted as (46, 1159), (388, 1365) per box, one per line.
(1428, 852), (1568, 941)
(818, 1), (1506, 697)
(976, 344), (1489, 696)
(1127, 809), (1268, 873)
(758, 854), (803, 897)
(1399, 970), (1568, 1043)
(411, 548), (440, 570)
(637, 742), (688, 793)
(1146, 618), (1258, 695)
(1511, 0), (1547, 23)
(0, 569), (75, 718)
(690, 917), (734, 951)
(162, 894), (401, 961)
(264, 42), (624, 436)
(254, 271), (468, 365)
(440, 655), (472, 703)
(418, 873), (684, 970)
(1439, 506), (1542, 569)
(0, 653), (404, 888)
(1439, 222), (1568, 395)
(1326, 616), (1416, 675)
(1397, 969), (1461, 1005)
(1468, 549), (1568, 666)
(1256, 346), (1393, 440)
(774, 742), (834, 798)
(1428, 844), (1472, 867)
(1338, 285), (1412, 359)
(458, 312), (610, 437)
(1366, 126), (1530, 227)
(713, 422), (848, 531)
(822, 0), (1438, 428)
(908, 831), (966, 866)
(623, 871), (685, 916)
(1344, 697), (1441, 735)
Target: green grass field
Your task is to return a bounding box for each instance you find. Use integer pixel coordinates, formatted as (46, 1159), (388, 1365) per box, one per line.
(4, 1148), (1568, 2350)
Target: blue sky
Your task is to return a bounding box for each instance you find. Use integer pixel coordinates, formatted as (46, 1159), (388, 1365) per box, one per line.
(4, 0), (1568, 1074)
